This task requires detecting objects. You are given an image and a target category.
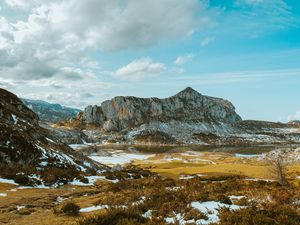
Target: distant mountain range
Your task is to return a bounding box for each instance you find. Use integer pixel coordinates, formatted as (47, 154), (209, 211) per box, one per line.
(21, 98), (81, 123)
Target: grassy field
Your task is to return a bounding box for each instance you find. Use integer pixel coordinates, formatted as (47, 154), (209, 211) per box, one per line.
(134, 151), (300, 180)
(0, 150), (299, 225)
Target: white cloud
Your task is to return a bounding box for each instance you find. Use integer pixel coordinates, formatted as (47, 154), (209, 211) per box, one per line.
(2, 0), (209, 105)
(201, 36), (215, 46)
(5, 0), (29, 8)
(43, 0), (211, 51)
(288, 110), (300, 122)
(114, 58), (166, 81)
(174, 53), (195, 66)
(0, 0), (212, 80)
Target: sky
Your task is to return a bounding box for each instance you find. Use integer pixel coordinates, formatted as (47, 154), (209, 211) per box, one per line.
(0, 0), (299, 122)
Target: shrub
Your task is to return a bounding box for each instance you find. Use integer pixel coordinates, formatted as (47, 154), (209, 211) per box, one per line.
(78, 208), (149, 225)
(61, 202), (80, 216)
(16, 208), (34, 215)
(184, 208), (208, 221)
(217, 204), (300, 225)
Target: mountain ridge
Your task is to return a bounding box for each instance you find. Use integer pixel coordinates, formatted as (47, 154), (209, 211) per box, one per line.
(80, 87), (242, 133)
(0, 88), (106, 186)
(54, 87), (299, 145)
(22, 98), (81, 123)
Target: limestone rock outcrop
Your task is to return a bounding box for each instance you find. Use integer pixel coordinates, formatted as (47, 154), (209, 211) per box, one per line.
(67, 87), (300, 145)
(82, 87), (242, 132)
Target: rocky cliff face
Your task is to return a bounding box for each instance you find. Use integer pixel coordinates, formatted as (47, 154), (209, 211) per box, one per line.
(68, 87), (300, 145)
(0, 88), (106, 186)
(82, 87), (242, 132)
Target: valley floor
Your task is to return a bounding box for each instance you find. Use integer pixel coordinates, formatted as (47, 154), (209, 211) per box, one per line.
(0, 146), (300, 225)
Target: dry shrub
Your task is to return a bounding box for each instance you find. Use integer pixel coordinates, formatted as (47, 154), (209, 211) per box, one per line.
(78, 208), (149, 225)
(217, 204), (300, 225)
(16, 208), (34, 215)
(41, 167), (80, 185)
(184, 208), (208, 221)
(60, 202), (80, 216)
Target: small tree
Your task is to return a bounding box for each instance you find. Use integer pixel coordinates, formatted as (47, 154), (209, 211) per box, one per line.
(268, 154), (289, 186)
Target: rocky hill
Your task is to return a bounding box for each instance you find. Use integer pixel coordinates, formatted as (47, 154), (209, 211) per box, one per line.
(0, 88), (106, 186)
(22, 98), (81, 123)
(64, 87), (300, 145)
(82, 87), (242, 131)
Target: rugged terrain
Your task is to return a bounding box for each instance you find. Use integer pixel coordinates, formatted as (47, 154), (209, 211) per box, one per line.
(60, 87), (300, 145)
(22, 98), (81, 123)
(0, 88), (106, 186)
(0, 88), (300, 225)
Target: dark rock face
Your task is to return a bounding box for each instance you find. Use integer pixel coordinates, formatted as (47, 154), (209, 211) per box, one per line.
(0, 88), (105, 186)
(82, 87), (242, 132)
(22, 98), (81, 123)
(0, 89), (39, 126)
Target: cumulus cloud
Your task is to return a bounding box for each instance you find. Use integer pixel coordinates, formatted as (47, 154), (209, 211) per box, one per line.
(174, 53), (195, 66)
(0, 0), (212, 82)
(43, 0), (211, 51)
(114, 58), (166, 81)
(5, 0), (30, 8)
(0, 0), (214, 106)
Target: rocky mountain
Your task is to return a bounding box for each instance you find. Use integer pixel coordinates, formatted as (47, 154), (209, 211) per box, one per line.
(22, 98), (81, 123)
(0, 88), (106, 186)
(82, 87), (242, 131)
(64, 87), (300, 145)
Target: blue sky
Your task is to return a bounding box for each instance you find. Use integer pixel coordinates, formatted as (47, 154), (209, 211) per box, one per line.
(0, 0), (299, 122)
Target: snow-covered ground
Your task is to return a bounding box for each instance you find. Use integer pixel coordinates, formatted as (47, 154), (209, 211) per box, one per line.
(70, 175), (119, 186)
(235, 153), (259, 158)
(0, 178), (18, 185)
(80, 204), (127, 213)
(165, 201), (244, 224)
(80, 205), (109, 213)
(89, 152), (154, 166)
(179, 174), (206, 180)
(191, 201), (243, 224)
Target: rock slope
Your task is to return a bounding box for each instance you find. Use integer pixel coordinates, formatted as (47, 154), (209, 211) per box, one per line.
(82, 87), (242, 131)
(0, 88), (106, 186)
(67, 87), (300, 145)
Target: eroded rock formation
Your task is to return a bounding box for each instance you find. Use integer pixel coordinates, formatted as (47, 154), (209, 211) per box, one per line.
(82, 87), (242, 132)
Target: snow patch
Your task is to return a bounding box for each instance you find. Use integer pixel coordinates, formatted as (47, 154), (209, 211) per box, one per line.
(191, 201), (244, 224)
(179, 174), (205, 180)
(69, 175), (119, 186)
(11, 114), (18, 124)
(235, 153), (258, 158)
(80, 205), (109, 213)
(89, 152), (154, 166)
(0, 178), (18, 185)
(17, 206), (25, 210)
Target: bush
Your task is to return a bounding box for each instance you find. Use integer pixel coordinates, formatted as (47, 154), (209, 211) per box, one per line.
(78, 208), (149, 225)
(217, 204), (300, 225)
(61, 202), (80, 216)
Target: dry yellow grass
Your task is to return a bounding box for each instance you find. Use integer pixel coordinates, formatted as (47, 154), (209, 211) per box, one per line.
(0, 183), (109, 225)
(0, 150), (299, 225)
(134, 151), (300, 180)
